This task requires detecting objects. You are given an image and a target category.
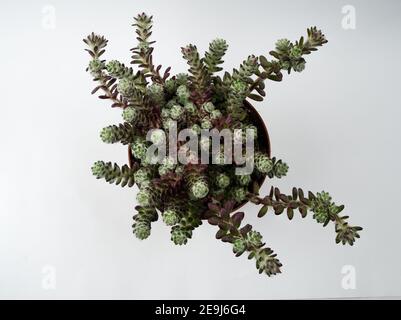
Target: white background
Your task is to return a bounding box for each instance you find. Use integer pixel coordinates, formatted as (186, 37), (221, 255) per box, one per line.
(1, 0), (401, 299)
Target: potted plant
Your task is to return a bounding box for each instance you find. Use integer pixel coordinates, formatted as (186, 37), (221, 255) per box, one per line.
(85, 13), (362, 276)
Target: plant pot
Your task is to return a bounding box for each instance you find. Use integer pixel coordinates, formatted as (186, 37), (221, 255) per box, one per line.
(128, 100), (271, 211)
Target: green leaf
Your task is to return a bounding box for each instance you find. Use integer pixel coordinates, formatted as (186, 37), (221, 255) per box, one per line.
(336, 204), (345, 213)
(252, 181), (260, 194)
(299, 206), (307, 218)
(269, 51), (280, 59)
(248, 93), (264, 101)
(215, 229), (226, 239)
(232, 212), (245, 228)
(279, 194), (289, 203)
(287, 207), (294, 220)
(273, 205), (284, 215)
(292, 187), (298, 200)
(221, 235), (233, 243)
(255, 87), (265, 97)
(258, 205), (269, 218)
(240, 224), (252, 236)
(259, 55), (269, 69)
(299, 36), (304, 47)
(208, 216), (220, 225)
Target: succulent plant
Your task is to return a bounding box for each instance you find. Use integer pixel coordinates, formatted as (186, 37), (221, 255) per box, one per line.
(100, 123), (136, 144)
(130, 138), (148, 160)
(162, 209), (180, 226)
(255, 152), (274, 174)
(237, 174), (251, 186)
(275, 39), (291, 52)
(201, 118), (212, 129)
(147, 83), (165, 105)
(176, 85), (190, 104)
(149, 129), (165, 145)
(202, 102), (215, 113)
(86, 13), (361, 277)
(232, 187), (248, 202)
(189, 175), (209, 199)
(170, 104), (184, 120)
(133, 167), (152, 186)
(92, 161), (136, 187)
(216, 173), (230, 189)
(88, 59), (105, 77)
(171, 225), (191, 245)
(122, 106), (138, 123)
(117, 78), (137, 98)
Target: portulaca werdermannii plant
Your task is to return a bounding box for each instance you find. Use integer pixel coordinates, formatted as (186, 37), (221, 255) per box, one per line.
(85, 13), (362, 276)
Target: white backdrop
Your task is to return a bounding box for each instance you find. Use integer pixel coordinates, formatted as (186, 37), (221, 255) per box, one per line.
(1, 0), (401, 299)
